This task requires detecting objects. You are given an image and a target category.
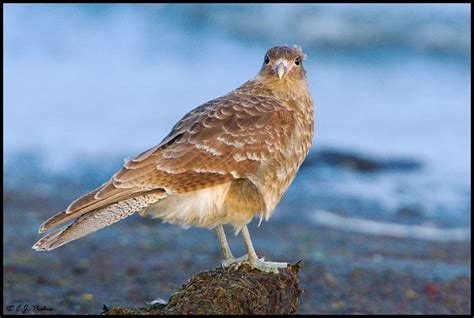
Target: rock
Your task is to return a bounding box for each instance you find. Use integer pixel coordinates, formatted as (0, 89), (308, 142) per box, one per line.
(303, 149), (422, 173)
(103, 262), (302, 315)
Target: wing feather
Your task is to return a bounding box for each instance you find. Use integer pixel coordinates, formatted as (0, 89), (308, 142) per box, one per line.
(60, 92), (294, 219)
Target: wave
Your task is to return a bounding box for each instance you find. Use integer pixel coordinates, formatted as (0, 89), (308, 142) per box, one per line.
(4, 4), (471, 60)
(166, 4), (471, 58)
(311, 209), (470, 242)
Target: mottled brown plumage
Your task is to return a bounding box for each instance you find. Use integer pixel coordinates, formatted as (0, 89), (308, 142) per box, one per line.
(33, 45), (314, 272)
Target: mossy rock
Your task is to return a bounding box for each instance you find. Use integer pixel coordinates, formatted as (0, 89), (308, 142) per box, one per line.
(103, 262), (302, 315)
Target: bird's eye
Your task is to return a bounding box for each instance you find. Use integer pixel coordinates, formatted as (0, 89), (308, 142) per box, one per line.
(264, 55), (270, 65)
(295, 57), (301, 65)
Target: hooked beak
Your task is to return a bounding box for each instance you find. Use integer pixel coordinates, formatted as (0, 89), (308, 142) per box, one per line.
(275, 60), (288, 80)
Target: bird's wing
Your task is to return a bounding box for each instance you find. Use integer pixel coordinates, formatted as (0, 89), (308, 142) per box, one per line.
(62, 92), (295, 218)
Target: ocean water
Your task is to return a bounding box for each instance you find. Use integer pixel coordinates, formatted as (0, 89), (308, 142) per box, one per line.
(4, 4), (471, 237)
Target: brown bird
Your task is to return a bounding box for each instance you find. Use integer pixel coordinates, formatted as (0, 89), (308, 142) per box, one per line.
(33, 45), (314, 273)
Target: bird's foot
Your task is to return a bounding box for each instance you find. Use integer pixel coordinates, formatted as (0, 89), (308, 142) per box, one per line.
(221, 256), (238, 269)
(222, 254), (262, 269)
(221, 254), (265, 269)
(222, 254), (286, 273)
(248, 258), (287, 274)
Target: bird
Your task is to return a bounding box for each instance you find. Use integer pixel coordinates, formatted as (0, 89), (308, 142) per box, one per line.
(33, 45), (314, 273)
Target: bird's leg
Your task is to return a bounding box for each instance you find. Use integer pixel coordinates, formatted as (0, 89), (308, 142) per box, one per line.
(240, 224), (260, 262)
(216, 225), (237, 268)
(241, 225), (288, 273)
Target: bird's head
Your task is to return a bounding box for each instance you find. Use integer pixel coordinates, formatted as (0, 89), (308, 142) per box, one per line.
(258, 45), (307, 82)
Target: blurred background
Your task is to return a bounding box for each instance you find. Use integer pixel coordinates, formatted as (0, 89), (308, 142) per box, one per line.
(3, 4), (471, 314)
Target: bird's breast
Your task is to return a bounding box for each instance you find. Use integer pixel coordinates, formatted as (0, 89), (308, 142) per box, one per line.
(254, 94), (314, 218)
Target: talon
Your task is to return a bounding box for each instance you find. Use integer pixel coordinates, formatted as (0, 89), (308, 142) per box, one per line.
(221, 257), (238, 269)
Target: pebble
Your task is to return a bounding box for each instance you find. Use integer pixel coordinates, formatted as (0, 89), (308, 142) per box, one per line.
(405, 289), (418, 300)
(81, 293), (94, 301)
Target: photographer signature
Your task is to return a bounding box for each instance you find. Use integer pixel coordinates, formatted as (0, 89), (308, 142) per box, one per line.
(6, 304), (53, 314)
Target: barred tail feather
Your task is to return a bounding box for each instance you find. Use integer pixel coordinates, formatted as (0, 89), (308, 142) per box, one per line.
(33, 192), (166, 251)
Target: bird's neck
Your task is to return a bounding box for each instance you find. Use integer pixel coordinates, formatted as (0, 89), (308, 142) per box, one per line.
(240, 76), (311, 104)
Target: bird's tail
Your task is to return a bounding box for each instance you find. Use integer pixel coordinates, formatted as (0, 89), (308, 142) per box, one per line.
(32, 191), (166, 251)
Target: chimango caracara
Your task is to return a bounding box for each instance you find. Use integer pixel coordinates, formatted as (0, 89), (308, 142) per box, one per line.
(33, 45), (314, 273)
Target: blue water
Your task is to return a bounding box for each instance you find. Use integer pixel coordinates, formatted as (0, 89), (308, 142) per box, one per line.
(3, 4), (471, 234)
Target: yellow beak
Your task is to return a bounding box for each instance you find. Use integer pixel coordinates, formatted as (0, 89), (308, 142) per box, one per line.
(276, 62), (287, 80)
